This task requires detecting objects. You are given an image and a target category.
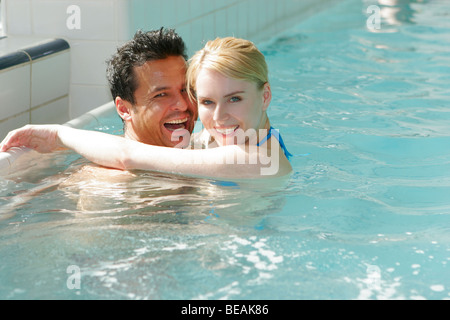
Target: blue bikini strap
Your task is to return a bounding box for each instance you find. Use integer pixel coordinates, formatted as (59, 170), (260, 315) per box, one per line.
(257, 126), (293, 160)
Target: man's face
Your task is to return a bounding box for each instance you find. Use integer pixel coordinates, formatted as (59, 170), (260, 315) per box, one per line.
(121, 56), (197, 147)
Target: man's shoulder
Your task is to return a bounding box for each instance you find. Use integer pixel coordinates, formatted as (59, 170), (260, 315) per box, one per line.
(60, 163), (136, 187)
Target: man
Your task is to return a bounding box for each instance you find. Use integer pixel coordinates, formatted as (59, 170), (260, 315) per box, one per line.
(107, 28), (197, 147)
(61, 28), (197, 180)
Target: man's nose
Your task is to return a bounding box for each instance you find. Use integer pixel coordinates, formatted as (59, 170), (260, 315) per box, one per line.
(172, 92), (189, 111)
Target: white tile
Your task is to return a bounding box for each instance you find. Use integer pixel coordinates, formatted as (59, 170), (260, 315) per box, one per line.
(31, 51), (70, 108)
(0, 35), (48, 55)
(115, 0), (133, 41)
(31, 0), (115, 40)
(31, 0), (70, 37)
(0, 1), (5, 35)
(0, 113), (29, 140)
(69, 84), (111, 119)
(31, 96), (69, 124)
(0, 64), (31, 121)
(4, 0), (32, 35)
(70, 40), (117, 86)
(76, 0), (115, 40)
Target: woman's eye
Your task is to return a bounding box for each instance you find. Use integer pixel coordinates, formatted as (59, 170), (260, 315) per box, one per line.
(201, 99), (213, 105)
(229, 96), (241, 103)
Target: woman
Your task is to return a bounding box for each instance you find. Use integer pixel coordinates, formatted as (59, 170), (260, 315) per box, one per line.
(0, 37), (292, 179)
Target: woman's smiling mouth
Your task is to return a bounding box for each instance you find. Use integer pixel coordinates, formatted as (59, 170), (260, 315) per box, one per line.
(215, 125), (239, 136)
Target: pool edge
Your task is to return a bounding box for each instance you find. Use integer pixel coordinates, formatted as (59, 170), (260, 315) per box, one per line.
(0, 100), (115, 176)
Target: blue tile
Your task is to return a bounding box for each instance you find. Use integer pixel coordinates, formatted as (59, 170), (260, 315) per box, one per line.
(0, 51), (30, 70)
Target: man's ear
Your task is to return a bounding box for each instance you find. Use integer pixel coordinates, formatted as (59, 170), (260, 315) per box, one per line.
(116, 97), (132, 122)
(262, 82), (272, 111)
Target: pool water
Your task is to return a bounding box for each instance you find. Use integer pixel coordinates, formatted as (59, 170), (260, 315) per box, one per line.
(1, 0), (449, 299)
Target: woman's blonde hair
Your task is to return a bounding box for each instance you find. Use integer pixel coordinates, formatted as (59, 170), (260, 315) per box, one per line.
(186, 37), (269, 101)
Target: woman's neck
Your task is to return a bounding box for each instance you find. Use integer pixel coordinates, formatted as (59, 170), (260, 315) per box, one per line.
(256, 114), (271, 143)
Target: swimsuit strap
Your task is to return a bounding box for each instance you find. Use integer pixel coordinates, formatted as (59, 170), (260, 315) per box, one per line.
(257, 126), (293, 160)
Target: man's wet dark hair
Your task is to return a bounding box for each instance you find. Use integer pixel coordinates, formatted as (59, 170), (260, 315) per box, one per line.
(106, 28), (187, 105)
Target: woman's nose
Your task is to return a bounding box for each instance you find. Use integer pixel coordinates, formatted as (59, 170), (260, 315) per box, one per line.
(213, 103), (227, 121)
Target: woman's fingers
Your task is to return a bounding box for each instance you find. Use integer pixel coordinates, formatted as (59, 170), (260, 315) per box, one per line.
(0, 125), (60, 153)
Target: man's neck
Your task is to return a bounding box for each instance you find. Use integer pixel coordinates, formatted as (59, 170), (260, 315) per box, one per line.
(123, 130), (137, 141)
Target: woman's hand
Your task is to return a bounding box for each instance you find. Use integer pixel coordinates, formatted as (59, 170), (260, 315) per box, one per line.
(0, 124), (62, 153)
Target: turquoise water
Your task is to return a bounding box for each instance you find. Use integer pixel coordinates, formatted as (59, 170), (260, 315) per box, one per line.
(1, 0), (449, 299)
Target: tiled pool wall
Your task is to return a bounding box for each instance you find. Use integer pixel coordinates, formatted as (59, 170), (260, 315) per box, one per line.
(0, 37), (70, 139)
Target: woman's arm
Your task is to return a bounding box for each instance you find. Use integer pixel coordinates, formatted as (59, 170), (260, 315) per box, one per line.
(1, 124), (288, 178)
(1, 125), (128, 169)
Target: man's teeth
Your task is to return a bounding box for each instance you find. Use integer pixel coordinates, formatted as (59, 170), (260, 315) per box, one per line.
(216, 126), (238, 135)
(166, 117), (188, 124)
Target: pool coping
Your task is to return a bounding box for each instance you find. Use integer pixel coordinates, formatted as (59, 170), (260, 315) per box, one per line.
(0, 38), (70, 71)
(0, 100), (115, 176)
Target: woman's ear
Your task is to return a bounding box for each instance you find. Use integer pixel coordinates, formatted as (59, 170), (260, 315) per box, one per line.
(262, 82), (272, 111)
(116, 97), (132, 122)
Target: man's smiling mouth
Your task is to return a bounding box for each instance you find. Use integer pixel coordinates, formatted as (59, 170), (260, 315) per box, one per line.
(164, 117), (189, 131)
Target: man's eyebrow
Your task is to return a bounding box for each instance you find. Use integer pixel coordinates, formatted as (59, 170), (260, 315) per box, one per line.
(150, 86), (171, 94)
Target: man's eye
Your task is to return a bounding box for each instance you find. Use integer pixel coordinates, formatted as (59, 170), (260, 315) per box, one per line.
(155, 92), (167, 98)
